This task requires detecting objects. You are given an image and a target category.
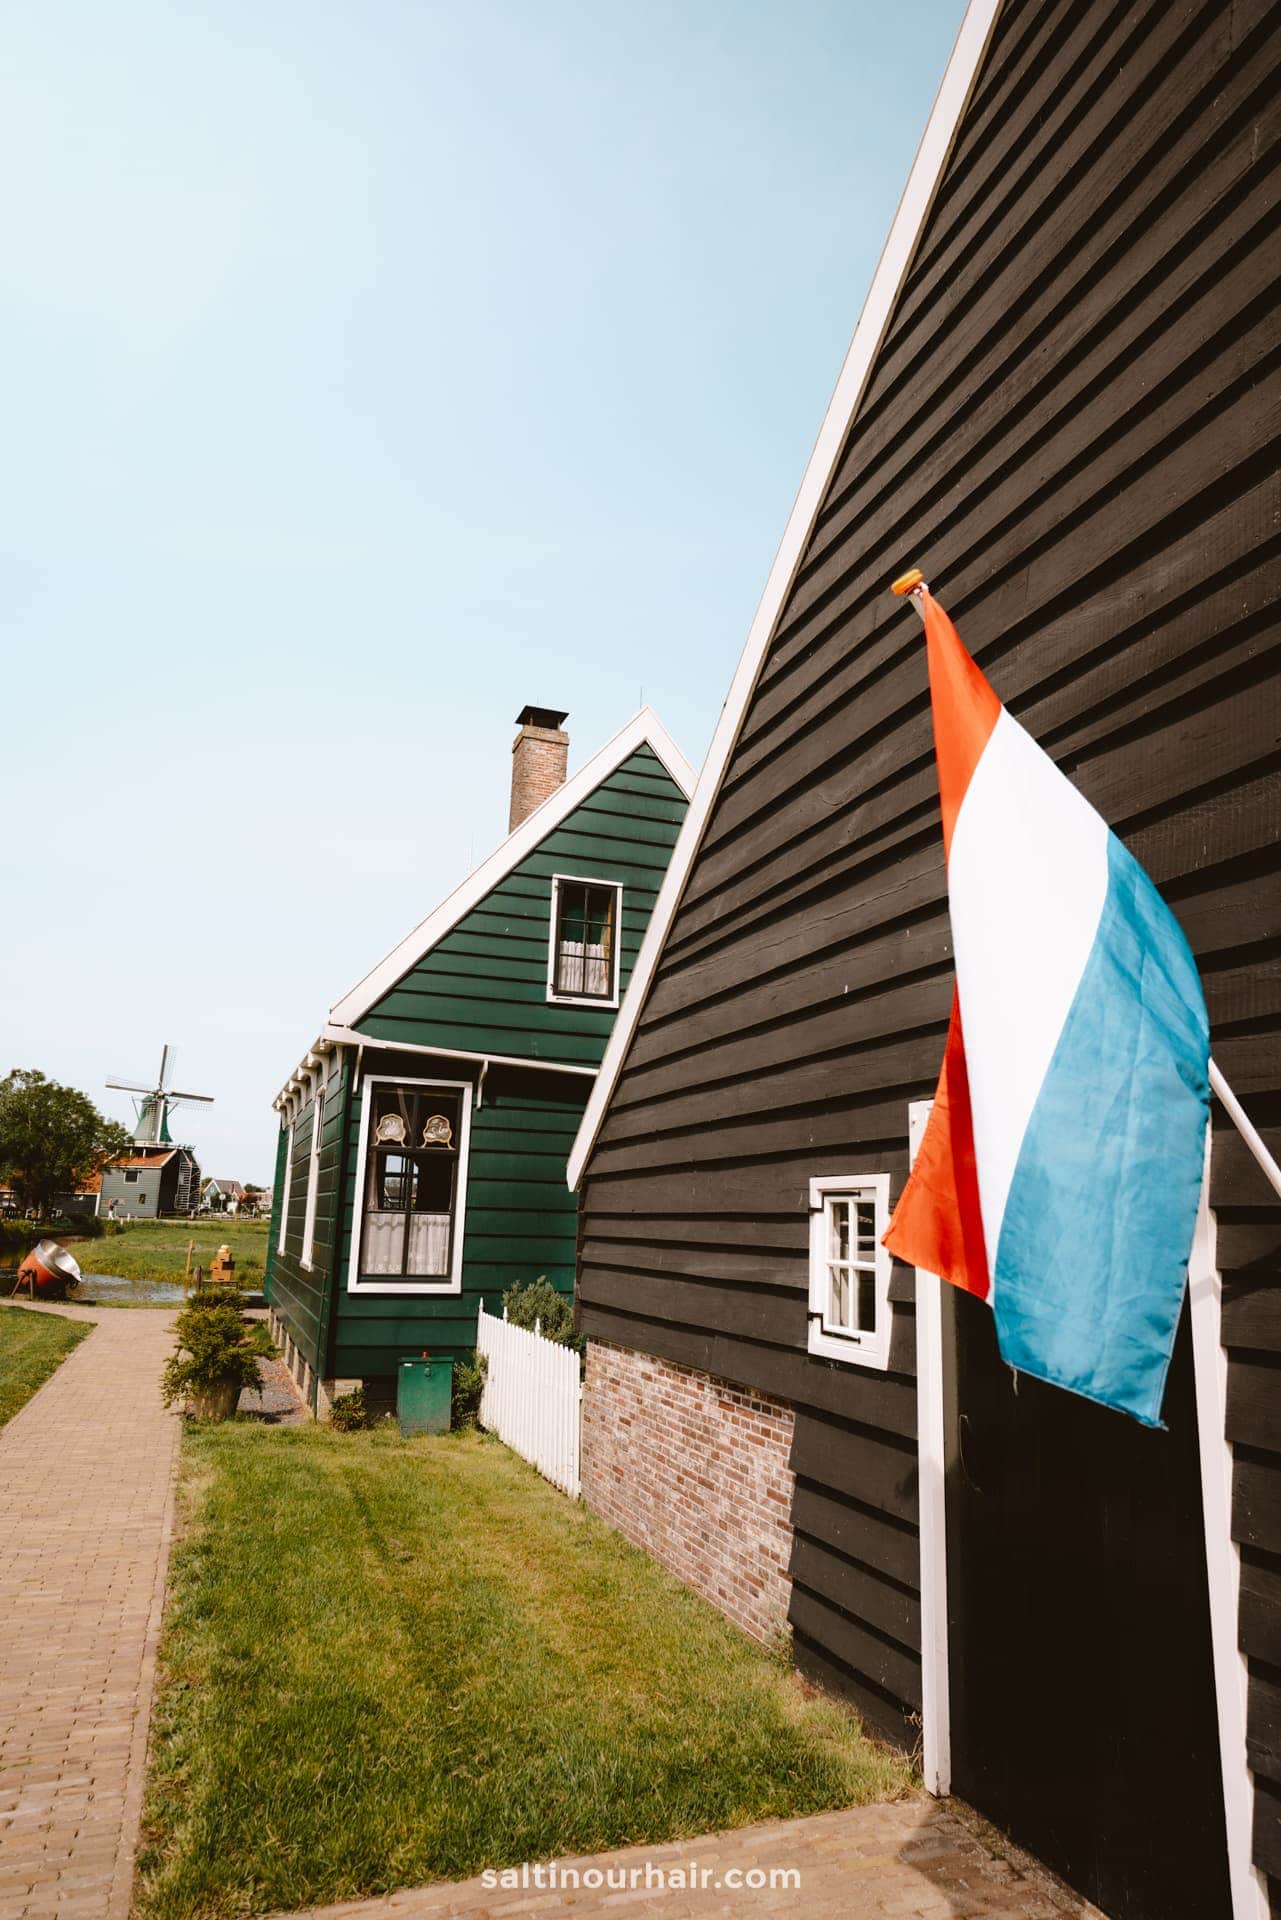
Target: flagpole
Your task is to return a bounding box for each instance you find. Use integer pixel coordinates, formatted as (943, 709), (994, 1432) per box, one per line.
(1209, 1058), (1281, 1204)
(890, 568), (1281, 1208)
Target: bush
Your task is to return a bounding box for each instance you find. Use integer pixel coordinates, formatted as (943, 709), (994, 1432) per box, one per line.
(451, 1351), (487, 1430)
(328, 1388), (373, 1432)
(60, 1211), (104, 1239)
(161, 1296), (274, 1419)
(502, 1277), (581, 1353)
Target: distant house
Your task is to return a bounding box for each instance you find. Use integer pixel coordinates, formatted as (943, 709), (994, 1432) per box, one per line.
(566, 9), (1280, 1920)
(266, 706), (693, 1416)
(202, 1178), (246, 1215)
(100, 1147), (200, 1220)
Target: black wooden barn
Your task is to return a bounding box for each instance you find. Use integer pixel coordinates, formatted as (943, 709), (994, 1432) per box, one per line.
(568, 3), (1281, 1917)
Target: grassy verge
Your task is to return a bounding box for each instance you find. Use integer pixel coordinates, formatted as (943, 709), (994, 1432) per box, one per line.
(70, 1220), (269, 1287)
(138, 1426), (911, 1920)
(0, 1305), (91, 1426)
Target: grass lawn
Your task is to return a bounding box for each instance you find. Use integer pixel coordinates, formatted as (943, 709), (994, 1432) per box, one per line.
(69, 1219), (269, 1287)
(138, 1426), (912, 1920)
(0, 1304), (91, 1426)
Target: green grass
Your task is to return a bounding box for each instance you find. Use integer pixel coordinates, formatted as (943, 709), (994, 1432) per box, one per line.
(69, 1219), (269, 1287)
(138, 1426), (911, 1920)
(0, 1304), (91, 1426)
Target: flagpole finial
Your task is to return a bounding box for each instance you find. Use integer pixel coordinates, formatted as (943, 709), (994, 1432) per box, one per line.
(892, 567), (929, 618)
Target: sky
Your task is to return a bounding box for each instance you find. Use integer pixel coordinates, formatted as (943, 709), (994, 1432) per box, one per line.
(2, 0), (962, 1182)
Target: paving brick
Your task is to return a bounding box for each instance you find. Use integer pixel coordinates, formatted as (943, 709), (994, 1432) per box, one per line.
(0, 1305), (180, 1920)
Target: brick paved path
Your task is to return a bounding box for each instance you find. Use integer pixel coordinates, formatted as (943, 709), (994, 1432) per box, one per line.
(282, 1799), (1105, 1920)
(0, 1305), (180, 1920)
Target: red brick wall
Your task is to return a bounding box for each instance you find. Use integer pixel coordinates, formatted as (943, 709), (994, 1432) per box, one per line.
(581, 1338), (796, 1645)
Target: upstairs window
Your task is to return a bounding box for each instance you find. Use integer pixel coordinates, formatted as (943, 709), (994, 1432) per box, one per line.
(548, 876), (621, 1004)
(124, 1170), (139, 1185)
(355, 1080), (471, 1290)
(807, 1174), (892, 1370)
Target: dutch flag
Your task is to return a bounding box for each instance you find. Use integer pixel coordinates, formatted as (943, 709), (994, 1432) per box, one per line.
(883, 583), (1210, 1427)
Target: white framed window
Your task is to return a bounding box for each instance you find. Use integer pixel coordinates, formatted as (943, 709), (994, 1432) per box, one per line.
(300, 1083), (325, 1270)
(277, 1121), (294, 1256)
(807, 1173), (892, 1370)
(546, 873), (622, 1007)
(347, 1074), (473, 1295)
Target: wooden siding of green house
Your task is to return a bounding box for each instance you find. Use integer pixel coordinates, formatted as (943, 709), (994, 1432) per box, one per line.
(328, 1060), (588, 1380)
(268, 1055), (351, 1381)
(354, 746), (686, 1064)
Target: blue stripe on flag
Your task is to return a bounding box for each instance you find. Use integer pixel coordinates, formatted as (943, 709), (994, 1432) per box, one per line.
(992, 833), (1210, 1426)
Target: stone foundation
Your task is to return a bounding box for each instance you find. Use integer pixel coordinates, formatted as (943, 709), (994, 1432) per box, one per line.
(267, 1308), (358, 1420)
(581, 1338), (795, 1645)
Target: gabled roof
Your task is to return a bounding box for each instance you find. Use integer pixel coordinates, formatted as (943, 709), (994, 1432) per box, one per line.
(108, 1151), (177, 1170)
(566, 0), (1001, 1191)
(329, 707), (696, 1031)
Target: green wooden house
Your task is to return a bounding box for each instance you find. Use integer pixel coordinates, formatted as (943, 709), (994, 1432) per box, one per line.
(265, 706), (693, 1416)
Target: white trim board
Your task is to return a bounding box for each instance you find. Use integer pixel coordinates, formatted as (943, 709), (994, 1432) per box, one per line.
(1189, 1137), (1270, 1920)
(910, 1099), (951, 1799)
(330, 707), (695, 1031)
(566, 0), (1004, 1192)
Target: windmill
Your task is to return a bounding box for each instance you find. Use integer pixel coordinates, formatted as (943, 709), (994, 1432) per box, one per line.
(106, 1046), (214, 1147)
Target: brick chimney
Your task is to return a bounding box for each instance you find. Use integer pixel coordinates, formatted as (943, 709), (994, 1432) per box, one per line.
(509, 705), (569, 831)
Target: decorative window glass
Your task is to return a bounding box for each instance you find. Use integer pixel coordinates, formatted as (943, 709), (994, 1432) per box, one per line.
(807, 1174), (892, 1370)
(358, 1084), (465, 1282)
(549, 877), (621, 1003)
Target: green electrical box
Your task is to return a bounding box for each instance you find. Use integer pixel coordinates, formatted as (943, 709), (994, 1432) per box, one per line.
(397, 1357), (454, 1436)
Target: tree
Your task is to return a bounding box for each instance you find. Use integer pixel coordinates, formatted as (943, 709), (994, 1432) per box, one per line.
(0, 1070), (134, 1217)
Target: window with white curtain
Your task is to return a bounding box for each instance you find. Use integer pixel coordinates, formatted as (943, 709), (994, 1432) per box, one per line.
(356, 1081), (469, 1285)
(548, 875), (621, 1004)
(807, 1174), (892, 1369)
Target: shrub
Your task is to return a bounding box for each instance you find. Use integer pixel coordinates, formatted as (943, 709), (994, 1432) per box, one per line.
(60, 1211), (104, 1239)
(451, 1351), (488, 1429)
(161, 1297), (274, 1419)
(502, 1277), (581, 1353)
(329, 1388), (373, 1432)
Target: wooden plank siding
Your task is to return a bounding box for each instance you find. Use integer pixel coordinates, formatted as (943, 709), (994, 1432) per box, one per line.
(269, 1053), (351, 1380)
(576, 0), (1281, 1826)
(355, 747), (686, 1063)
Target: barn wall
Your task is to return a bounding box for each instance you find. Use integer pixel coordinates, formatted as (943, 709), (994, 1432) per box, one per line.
(578, 0), (1281, 1797)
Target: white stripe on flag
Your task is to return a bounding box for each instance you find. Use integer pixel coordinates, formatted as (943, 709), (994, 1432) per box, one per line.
(948, 708), (1109, 1283)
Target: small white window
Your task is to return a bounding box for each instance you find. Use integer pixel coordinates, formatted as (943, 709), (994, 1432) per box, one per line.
(301, 1087), (325, 1270)
(547, 874), (622, 1007)
(807, 1174), (892, 1370)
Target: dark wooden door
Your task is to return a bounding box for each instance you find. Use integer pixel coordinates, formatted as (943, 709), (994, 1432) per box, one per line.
(946, 1290), (1231, 1920)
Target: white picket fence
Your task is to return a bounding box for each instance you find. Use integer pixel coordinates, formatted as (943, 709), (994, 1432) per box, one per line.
(476, 1302), (581, 1497)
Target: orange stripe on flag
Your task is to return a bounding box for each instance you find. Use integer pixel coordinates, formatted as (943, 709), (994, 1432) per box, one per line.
(883, 990), (990, 1298)
(921, 592), (1001, 861)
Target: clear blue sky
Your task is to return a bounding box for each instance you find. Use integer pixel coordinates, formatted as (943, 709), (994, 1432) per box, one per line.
(3, 0), (962, 1181)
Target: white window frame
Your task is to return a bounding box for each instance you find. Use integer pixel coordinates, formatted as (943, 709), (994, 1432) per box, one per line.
(347, 1073), (473, 1296)
(807, 1173), (892, 1370)
(277, 1123), (294, 1255)
(300, 1083), (325, 1271)
(546, 872), (623, 1009)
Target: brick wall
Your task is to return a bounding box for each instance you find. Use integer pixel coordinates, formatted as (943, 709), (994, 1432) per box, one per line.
(581, 1338), (796, 1645)
(509, 721), (569, 830)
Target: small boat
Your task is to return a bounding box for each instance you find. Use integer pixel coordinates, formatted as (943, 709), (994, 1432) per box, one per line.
(15, 1239), (82, 1299)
